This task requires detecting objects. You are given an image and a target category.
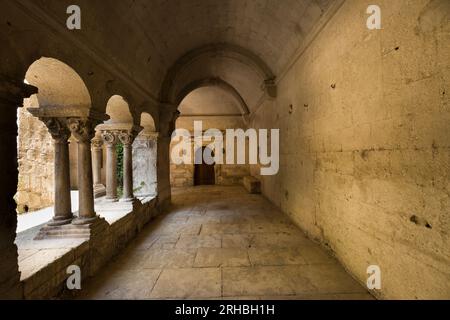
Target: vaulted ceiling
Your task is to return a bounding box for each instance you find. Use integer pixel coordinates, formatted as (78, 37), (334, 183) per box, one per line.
(10, 0), (334, 116)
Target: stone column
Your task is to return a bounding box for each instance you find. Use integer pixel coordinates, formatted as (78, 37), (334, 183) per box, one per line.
(68, 118), (98, 225)
(42, 118), (73, 226)
(101, 131), (118, 202)
(91, 137), (103, 186)
(118, 130), (137, 201)
(91, 136), (106, 198)
(157, 106), (179, 210)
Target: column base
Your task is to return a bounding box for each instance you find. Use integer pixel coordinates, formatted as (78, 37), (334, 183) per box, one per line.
(47, 216), (73, 226)
(34, 222), (89, 240)
(104, 197), (119, 203)
(71, 215), (99, 225)
(120, 197), (135, 202)
(34, 216), (107, 240)
(93, 184), (106, 198)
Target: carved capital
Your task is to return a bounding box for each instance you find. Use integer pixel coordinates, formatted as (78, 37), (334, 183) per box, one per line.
(118, 130), (136, 146)
(67, 118), (98, 143)
(91, 137), (103, 149)
(101, 130), (117, 147)
(42, 118), (71, 143)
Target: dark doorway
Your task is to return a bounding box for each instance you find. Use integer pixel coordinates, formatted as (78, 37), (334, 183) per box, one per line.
(194, 147), (215, 186)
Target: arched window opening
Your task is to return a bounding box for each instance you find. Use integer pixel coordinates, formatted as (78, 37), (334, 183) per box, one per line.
(16, 57), (91, 233)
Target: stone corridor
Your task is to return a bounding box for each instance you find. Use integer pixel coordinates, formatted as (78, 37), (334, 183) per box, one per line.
(1, 0), (448, 300)
(77, 186), (372, 300)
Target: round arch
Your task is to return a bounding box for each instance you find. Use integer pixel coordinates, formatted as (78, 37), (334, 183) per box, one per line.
(25, 57), (92, 109)
(175, 78), (250, 115)
(160, 43), (276, 104)
(105, 95), (133, 124)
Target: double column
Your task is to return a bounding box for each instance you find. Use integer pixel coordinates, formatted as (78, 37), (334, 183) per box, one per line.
(29, 107), (107, 226)
(118, 131), (137, 201)
(102, 131), (118, 202)
(68, 118), (100, 225)
(42, 118), (73, 226)
(101, 125), (141, 202)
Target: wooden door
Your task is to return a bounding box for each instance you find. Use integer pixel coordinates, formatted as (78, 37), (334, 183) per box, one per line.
(194, 147), (215, 186)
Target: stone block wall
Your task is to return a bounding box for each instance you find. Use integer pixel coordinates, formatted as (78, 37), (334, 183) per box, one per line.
(170, 163), (194, 187)
(170, 116), (251, 187)
(251, 0), (450, 299)
(169, 141), (250, 187)
(16, 103), (54, 213)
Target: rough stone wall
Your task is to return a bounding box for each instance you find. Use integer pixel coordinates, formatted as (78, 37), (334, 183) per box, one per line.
(133, 135), (158, 196)
(16, 102), (54, 213)
(170, 163), (194, 187)
(170, 116), (251, 187)
(251, 0), (450, 299)
(170, 160), (250, 187)
(169, 140), (251, 188)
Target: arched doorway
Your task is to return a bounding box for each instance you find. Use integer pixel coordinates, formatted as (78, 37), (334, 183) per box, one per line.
(194, 146), (215, 186)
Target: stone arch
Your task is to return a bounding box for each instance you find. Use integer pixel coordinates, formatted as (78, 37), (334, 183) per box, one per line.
(160, 43), (276, 104)
(25, 57), (92, 109)
(175, 78), (250, 115)
(140, 112), (157, 133)
(105, 95), (134, 124)
(16, 57), (94, 215)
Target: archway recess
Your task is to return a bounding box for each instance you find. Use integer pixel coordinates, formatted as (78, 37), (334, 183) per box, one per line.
(161, 44), (277, 114)
(16, 57), (93, 221)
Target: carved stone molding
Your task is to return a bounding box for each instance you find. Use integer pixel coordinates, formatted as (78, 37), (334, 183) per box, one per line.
(118, 131), (135, 146)
(42, 118), (71, 143)
(67, 118), (98, 143)
(134, 132), (158, 148)
(101, 130), (118, 146)
(91, 137), (104, 149)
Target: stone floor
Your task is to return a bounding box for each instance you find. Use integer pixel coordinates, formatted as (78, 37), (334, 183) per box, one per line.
(77, 186), (374, 300)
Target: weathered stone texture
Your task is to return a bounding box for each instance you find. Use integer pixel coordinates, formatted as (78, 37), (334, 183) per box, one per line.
(133, 135), (158, 196)
(251, 0), (450, 299)
(16, 104), (54, 213)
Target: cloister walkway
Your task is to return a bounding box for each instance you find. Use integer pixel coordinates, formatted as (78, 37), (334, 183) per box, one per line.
(77, 186), (373, 300)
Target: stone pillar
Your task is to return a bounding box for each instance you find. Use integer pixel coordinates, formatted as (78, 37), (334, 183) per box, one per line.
(91, 137), (103, 186)
(157, 136), (172, 208)
(91, 137), (106, 198)
(42, 118), (73, 226)
(101, 131), (118, 202)
(118, 130), (137, 201)
(157, 106), (179, 210)
(0, 77), (37, 299)
(133, 133), (158, 197)
(68, 118), (98, 225)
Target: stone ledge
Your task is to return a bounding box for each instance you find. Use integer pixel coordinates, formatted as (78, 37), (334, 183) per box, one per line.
(16, 196), (159, 299)
(243, 176), (261, 194)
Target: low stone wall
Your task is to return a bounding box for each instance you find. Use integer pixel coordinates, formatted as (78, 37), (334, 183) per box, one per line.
(18, 197), (160, 299)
